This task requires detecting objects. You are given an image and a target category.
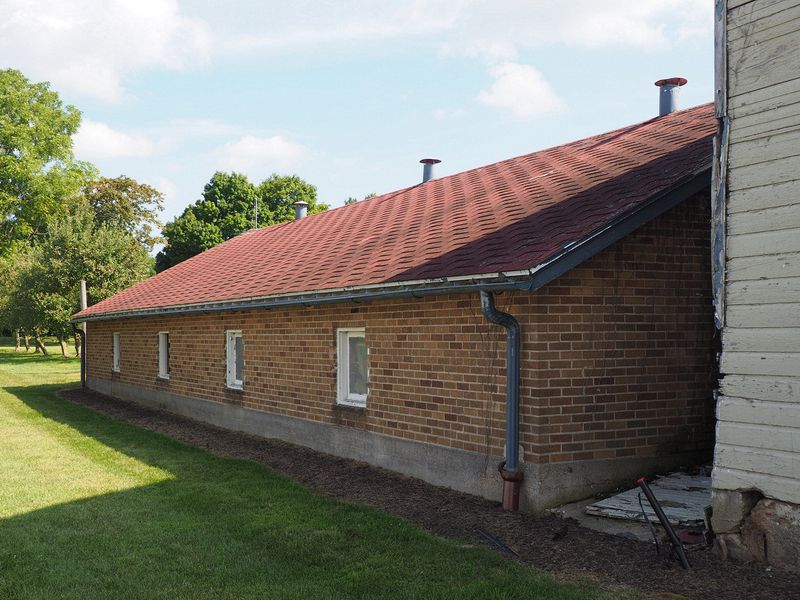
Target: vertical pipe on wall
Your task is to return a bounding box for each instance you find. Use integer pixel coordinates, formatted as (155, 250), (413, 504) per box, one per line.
(479, 290), (523, 511)
(80, 279), (88, 388)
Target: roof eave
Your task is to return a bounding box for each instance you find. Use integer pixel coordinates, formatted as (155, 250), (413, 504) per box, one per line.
(73, 165), (711, 324)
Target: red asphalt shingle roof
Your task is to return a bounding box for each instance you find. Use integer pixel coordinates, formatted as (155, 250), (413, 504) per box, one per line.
(76, 103), (715, 319)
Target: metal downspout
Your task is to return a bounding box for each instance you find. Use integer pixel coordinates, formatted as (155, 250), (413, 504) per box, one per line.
(479, 290), (523, 511)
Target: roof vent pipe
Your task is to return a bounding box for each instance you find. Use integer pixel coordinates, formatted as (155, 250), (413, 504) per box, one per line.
(655, 77), (687, 116)
(420, 158), (441, 183)
(293, 201), (308, 220)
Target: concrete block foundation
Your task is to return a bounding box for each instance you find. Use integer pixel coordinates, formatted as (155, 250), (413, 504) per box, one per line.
(89, 377), (708, 513)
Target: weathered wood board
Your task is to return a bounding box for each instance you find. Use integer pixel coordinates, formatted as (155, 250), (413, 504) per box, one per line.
(726, 228), (800, 258)
(723, 327), (800, 352)
(728, 204), (800, 236)
(718, 421), (800, 454)
(729, 182), (800, 214)
(727, 303), (800, 327)
(721, 351), (800, 377)
(585, 473), (711, 528)
(726, 276), (800, 304)
(720, 374), (799, 403)
(717, 395), (800, 428)
(728, 252), (800, 281)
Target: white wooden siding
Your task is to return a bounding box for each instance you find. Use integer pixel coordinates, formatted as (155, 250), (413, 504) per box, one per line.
(724, 327), (800, 352)
(715, 0), (800, 505)
(728, 252), (800, 281)
(719, 374), (799, 403)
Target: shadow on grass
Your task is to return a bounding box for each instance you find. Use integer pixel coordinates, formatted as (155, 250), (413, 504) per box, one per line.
(0, 384), (614, 600)
(0, 350), (79, 364)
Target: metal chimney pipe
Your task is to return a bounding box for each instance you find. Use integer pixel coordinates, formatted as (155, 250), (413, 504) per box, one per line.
(420, 158), (441, 183)
(655, 77), (688, 116)
(293, 201), (308, 220)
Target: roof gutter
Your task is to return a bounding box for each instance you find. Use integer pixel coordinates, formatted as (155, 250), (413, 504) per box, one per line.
(73, 166), (711, 324)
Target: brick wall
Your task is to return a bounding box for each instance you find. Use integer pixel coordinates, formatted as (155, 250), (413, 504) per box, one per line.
(86, 192), (715, 467)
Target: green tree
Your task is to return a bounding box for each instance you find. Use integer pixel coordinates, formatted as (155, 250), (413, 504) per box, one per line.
(344, 192), (377, 205)
(0, 248), (34, 350)
(156, 172), (328, 272)
(83, 176), (165, 251)
(0, 69), (95, 253)
(192, 171), (258, 239)
(8, 209), (153, 356)
(256, 174), (326, 223)
(156, 208), (224, 272)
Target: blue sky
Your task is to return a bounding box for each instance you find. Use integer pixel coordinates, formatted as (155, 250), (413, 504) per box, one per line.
(2, 0), (714, 222)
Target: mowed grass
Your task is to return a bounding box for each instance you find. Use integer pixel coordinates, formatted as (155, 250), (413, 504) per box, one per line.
(0, 339), (631, 599)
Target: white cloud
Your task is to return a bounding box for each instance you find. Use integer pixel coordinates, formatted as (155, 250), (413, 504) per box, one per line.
(73, 118), (247, 161)
(214, 135), (308, 175)
(74, 120), (159, 159)
(219, 0), (466, 55)
(208, 1), (710, 61)
(0, 1), (710, 103)
(438, 0), (711, 58)
(477, 62), (564, 119)
(0, 0), (210, 102)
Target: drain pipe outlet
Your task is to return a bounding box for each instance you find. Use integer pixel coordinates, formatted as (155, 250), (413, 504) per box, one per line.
(479, 290), (523, 511)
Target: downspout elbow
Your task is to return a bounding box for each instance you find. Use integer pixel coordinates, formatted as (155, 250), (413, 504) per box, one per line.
(480, 290), (523, 511)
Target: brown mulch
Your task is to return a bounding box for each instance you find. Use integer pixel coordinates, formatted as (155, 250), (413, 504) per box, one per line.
(60, 388), (799, 599)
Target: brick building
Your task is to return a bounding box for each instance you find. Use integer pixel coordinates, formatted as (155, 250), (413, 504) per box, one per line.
(75, 103), (717, 512)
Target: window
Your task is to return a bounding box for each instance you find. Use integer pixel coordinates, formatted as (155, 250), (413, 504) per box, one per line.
(337, 328), (368, 407)
(158, 332), (170, 379)
(112, 333), (120, 372)
(226, 330), (244, 389)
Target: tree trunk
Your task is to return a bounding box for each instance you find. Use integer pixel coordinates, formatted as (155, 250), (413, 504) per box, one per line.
(14, 330), (21, 352)
(23, 335), (30, 352)
(58, 338), (68, 357)
(33, 334), (48, 355)
(73, 333), (81, 358)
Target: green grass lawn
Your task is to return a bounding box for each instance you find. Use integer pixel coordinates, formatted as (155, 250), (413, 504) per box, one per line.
(0, 339), (629, 599)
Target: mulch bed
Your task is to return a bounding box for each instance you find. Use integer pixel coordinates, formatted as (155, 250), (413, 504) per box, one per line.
(60, 388), (799, 599)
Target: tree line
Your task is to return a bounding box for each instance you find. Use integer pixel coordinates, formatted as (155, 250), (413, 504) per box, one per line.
(0, 69), (329, 355)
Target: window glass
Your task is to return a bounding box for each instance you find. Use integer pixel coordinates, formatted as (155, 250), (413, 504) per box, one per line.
(337, 328), (367, 407)
(348, 334), (367, 396)
(158, 332), (170, 378)
(226, 330), (243, 389)
(234, 335), (244, 383)
(112, 333), (120, 372)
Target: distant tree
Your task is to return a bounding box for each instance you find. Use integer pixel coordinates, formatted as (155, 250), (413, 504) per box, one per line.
(8, 209), (153, 356)
(0, 69), (95, 253)
(191, 171), (258, 239)
(0, 249), (35, 351)
(344, 192), (377, 205)
(156, 208), (224, 272)
(257, 174), (326, 223)
(83, 176), (165, 251)
(156, 172), (329, 272)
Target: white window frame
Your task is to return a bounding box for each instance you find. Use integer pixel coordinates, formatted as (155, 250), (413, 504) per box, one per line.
(337, 328), (368, 407)
(112, 332), (120, 373)
(158, 331), (170, 379)
(226, 330), (244, 390)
